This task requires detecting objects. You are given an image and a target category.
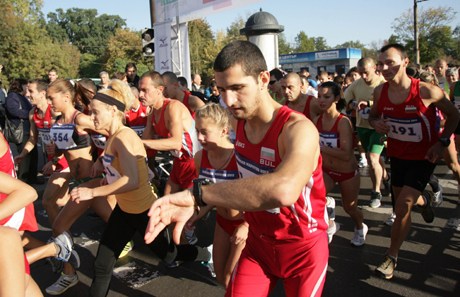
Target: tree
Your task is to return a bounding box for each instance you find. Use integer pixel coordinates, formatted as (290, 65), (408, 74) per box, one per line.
(294, 31), (315, 53)
(188, 18), (215, 79)
(333, 40), (372, 58)
(45, 8), (126, 57)
(391, 6), (457, 63)
(102, 28), (152, 75)
(278, 33), (293, 55)
(313, 37), (329, 51)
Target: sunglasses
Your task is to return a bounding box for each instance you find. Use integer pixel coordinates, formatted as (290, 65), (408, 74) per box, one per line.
(269, 80), (277, 85)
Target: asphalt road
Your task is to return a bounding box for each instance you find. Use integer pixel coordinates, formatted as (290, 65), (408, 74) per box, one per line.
(26, 154), (460, 297)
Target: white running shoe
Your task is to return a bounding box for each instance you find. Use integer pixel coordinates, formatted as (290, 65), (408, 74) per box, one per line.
(327, 221), (340, 244)
(358, 157), (368, 168)
(350, 223), (368, 246)
(326, 196), (336, 221)
(53, 231), (73, 262)
(201, 244), (215, 277)
(384, 212), (396, 226)
(45, 273), (78, 295)
(432, 184), (443, 207)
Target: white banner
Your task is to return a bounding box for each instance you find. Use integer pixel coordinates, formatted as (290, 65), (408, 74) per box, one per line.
(315, 50), (339, 60)
(155, 0), (265, 23)
(154, 20), (172, 73)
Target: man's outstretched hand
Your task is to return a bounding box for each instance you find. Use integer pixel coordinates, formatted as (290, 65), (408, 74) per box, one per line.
(144, 189), (196, 245)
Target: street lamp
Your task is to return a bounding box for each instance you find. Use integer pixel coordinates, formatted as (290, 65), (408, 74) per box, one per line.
(414, 0), (428, 66)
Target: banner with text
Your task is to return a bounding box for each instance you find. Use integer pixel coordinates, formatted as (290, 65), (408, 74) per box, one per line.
(154, 20), (172, 73)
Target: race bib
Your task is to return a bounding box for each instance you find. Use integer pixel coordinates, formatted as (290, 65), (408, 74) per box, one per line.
(91, 134), (106, 149)
(50, 124), (77, 150)
(102, 154), (122, 184)
(37, 127), (52, 145)
(387, 116), (423, 143)
(319, 132), (338, 148)
(359, 106), (371, 120)
(130, 125), (146, 138)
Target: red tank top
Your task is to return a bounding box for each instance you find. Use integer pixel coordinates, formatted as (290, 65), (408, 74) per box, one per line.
(317, 114), (349, 149)
(235, 105), (327, 240)
(125, 103), (149, 136)
(199, 149), (238, 183)
(377, 77), (439, 160)
(286, 95), (314, 120)
(0, 132), (38, 232)
(182, 91), (195, 119)
(152, 99), (200, 160)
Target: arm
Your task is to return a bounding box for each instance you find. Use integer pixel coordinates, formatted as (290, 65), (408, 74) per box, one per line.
(143, 102), (184, 151)
(5, 93), (30, 119)
(368, 85), (391, 134)
(74, 113), (108, 136)
(0, 172), (38, 221)
(14, 111), (38, 164)
(189, 95), (205, 112)
(321, 117), (355, 162)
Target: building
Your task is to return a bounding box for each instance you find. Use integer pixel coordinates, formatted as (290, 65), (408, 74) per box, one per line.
(280, 48), (362, 77)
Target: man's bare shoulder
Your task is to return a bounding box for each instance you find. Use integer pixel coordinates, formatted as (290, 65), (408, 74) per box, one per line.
(420, 81), (444, 101)
(284, 112), (317, 133)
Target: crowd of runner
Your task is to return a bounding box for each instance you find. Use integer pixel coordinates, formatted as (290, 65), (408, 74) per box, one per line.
(0, 41), (459, 296)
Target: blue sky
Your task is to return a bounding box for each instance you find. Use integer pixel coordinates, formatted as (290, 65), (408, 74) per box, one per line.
(41, 0), (460, 48)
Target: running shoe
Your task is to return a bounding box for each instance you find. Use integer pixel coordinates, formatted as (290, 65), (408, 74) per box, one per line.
(369, 192), (382, 208)
(419, 190), (435, 223)
(185, 230), (198, 245)
(119, 240), (134, 258)
(374, 254), (397, 279)
(201, 244), (216, 277)
(432, 184), (443, 208)
(384, 212), (396, 226)
(47, 257), (64, 274)
(326, 196), (336, 221)
(165, 261), (183, 268)
(350, 223), (368, 246)
(53, 231), (73, 262)
(326, 221), (340, 244)
(68, 250), (80, 270)
(45, 273), (79, 295)
(358, 157), (368, 168)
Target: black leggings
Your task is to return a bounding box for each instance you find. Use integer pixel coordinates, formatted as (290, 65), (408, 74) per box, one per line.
(90, 205), (210, 297)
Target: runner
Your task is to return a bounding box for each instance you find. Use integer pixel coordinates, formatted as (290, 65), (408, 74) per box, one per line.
(69, 79), (212, 296)
(313, 82), (366, 245)
(45, 78), (117, 295)
(282, 72), (321, 121)
(369, 44), (459, 279)
(345, 57), (389, 208)
(189, 103), (246, 287)
(14, 79), (71, 227)
(268, 68), (285, 104)
(145, 40), (328, 297)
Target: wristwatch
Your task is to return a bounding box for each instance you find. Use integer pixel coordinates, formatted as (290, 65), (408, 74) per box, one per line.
(438, 137), (451, 147)
(193, 178), (214, 206)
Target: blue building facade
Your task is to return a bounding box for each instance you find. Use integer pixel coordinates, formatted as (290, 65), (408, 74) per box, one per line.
(279, 48), (362, 78)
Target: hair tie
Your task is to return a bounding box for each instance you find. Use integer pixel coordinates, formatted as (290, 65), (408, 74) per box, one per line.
(93, 93), (125, 112)
(69, 80), (75, 87)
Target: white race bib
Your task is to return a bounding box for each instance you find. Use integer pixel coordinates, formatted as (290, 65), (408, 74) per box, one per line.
(102, 154), (122, 184)
(130, 125), (146, 138)
(387, 116), (423, 143)
(50, 124), (77, 150)
(319, 132), (338, 149)
(37, 127), (52, 145)
(91, 134), (106, 149)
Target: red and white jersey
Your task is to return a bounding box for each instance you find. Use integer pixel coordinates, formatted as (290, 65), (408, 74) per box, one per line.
(199, 149), (238, 183)
(33, 106), (69, 171)
(182, 91), (195, 119)
(235, 105), (328, 240)
(0, 132), (38, 232)
(317, 114), (347, 149)
(377, 77), (439, 160)
(125, 103), (149, 137)
(152, 99), (200, 161)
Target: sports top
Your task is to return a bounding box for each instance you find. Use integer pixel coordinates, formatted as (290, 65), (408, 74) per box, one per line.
(51, 111), (92, 150)
(0, 132), (38, 232)
(102, 127), (156, 214)
(317, 114), (347, 149)
(125, 103), (150, 137)
(286, 95), (315, 120)
(377, 77), (439, 160)
(182, 91), (195, 119)
(152, 99), (200, 160)
(199, 149), (238, 183)
(235, 105), (328, 240)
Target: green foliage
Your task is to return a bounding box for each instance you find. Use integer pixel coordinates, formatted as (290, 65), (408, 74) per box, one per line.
(294, 31), (315, 53)
(313, 37), (329, 51)
(79, 53), (103, 78)
(45, 8), (127, 57)
(278, 33), (293, 55)
(188, 19), (215, 80)
(391, 6), (458, 64)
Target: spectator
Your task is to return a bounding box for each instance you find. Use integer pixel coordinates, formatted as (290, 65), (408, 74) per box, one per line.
(191, 74), (204, 93)
(98, 71), (110, 90)
(48, 68), (59, 83)
(111, 72), (128, 83)
(125, 62), (140, 88)
(5, 78), (38, 183)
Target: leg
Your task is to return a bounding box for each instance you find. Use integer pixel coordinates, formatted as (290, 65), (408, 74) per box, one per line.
(42, 171), (72, 226)
(338, 173), (363, 230)
(89, 195), (116, 223)
(444, 143), (460, 185)
(25, 242), (57, 265)
(22, 233), (45, 250)
(222, 236), (246, 288)
(90, 206), (136, 297)
(368, 152), (383, 193)
(213, 222), (232, 286)
(0, 226), (26, 296)
(25, 274), (44, 297)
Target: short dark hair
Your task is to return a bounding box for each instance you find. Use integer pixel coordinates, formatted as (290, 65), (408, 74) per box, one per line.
(125, 63), (137, 72)
(270, 68), (284, 81)
(29, 79), (48, 92)
(111, 72), (127, 81)
(380, 43), (407, 60)
(178, 77), (188, 87)
(319, 81), (345, 110)
(214, 40), (267, 82)
(346, 67), (359, 77)
(49, 68), (58, 74)
(140, 70), (165, 88)
(78, 78), (97, 94)
(162, 71), (178, 83)
(9, 78), (28, 93)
